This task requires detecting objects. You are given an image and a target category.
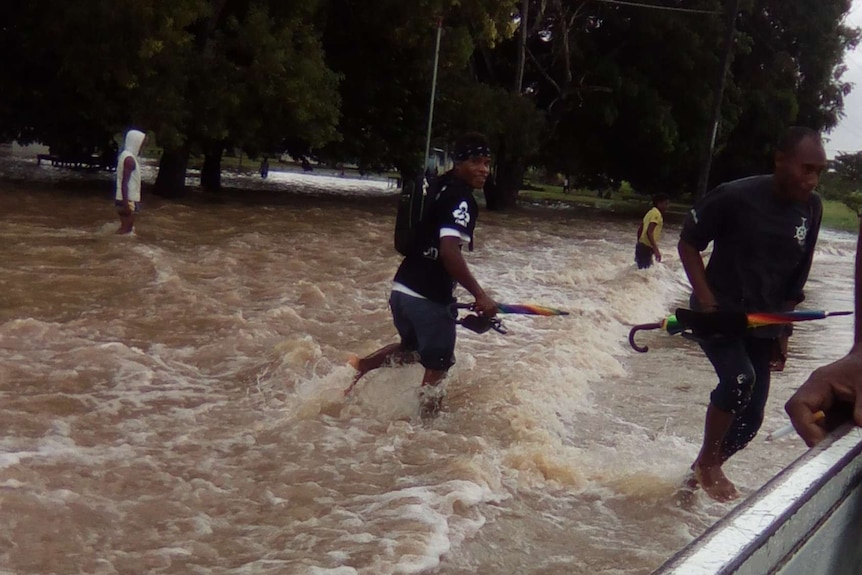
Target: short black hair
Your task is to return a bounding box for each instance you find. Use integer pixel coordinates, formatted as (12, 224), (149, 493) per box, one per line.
(653, 193), (669, 205)
(776, 126), (822, 155)
(453, 132), (491, 160)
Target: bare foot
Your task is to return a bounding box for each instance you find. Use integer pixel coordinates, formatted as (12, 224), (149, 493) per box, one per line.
(419, 387), (444, 419)
(673, 471), (699, 509)
(693, 461), (739, 502)
(683, 470), (699, 490)
(343, 355), (365, 396)
(347, 354), (361, 371)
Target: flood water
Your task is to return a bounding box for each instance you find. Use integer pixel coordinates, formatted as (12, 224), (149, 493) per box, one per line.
(0, 151), (857, 574)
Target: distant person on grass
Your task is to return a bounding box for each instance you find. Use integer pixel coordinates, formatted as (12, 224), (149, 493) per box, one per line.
(347, 132), (498, 418)
(114, 129), (146, 235)
(635, 193), (670, 269)
(678, 126), (826, 502)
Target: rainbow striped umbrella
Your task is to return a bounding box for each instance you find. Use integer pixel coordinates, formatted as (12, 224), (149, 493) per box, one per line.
(745, 310), (851, 327)
(449, 302), (569, 335)
(450, 302), (569, 316)
(496, 303), (570, 316)
(629, 308), (851, 353)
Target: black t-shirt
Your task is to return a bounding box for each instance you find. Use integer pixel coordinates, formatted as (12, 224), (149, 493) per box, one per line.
(680, 174), (822, 334)
(393, 172), (478, 304)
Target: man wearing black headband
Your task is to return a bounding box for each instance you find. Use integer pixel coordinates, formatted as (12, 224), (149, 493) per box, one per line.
(349, 132), (498, 417)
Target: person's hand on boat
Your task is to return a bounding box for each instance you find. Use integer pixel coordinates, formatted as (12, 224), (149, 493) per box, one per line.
(785, 349), (862, 446)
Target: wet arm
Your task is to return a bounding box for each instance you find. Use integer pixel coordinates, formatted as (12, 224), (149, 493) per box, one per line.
(439, 236), (496, 316)
(121, 156), (135, 202)
(646, 223), (660, 255)
(678, 239), (717, 309)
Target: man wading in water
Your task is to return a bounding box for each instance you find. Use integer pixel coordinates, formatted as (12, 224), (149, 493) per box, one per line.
(114, 129), (146, 234)
(678, 126), (827, 501)
(347, 132), (498, 417)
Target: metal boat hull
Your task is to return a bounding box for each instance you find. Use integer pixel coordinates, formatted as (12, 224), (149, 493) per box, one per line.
(653, 425), (862, 575)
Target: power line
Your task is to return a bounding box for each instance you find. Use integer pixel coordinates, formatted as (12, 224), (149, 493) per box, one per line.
(592, 0), (721, 14)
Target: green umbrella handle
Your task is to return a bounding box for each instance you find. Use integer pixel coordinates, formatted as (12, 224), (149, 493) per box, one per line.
(629, 322), (664, 353)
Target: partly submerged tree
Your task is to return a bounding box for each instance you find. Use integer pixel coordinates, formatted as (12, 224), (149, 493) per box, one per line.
(0, 0), (340, 196)
(143, 0), (341, 196)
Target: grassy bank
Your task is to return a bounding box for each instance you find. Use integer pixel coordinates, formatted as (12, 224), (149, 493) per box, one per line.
(518, 184), (685, 219)
(519, 184), (859, 233)
(822, 199), (859, 233)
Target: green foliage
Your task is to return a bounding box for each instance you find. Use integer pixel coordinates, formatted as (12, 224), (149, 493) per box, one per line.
(712, 0), (858, 183)
(1, 0), (340, 161)
(619, 180), (635, 200)
(826, 152), (862, 216)
(843, 192), (862, 217)
(314, 0), (519, 176)
(437, 82), (544, 162)
(822, 198), (862, 231)
(494, 0), (858, 195)
(1, 0), (857, 200)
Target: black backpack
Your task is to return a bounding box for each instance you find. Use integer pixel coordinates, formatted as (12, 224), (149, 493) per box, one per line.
(394, 174), (446, 256)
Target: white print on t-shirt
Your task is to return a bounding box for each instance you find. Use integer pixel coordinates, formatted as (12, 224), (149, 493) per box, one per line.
(794, 217), (809, 248)
(452, 201), (470, 227)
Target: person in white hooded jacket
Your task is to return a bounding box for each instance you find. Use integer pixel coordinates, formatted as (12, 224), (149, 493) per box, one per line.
(115, 129), (146, 234)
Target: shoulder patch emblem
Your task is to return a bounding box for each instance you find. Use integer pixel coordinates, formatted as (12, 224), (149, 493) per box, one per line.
(453, 201), (470, 227)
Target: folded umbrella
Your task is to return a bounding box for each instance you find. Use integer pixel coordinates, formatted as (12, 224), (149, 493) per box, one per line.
(449, 302), (570, 334)
(628, 308), (852, 353)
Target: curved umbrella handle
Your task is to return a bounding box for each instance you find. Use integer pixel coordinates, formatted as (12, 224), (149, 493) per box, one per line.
(628, 322), (663, 353)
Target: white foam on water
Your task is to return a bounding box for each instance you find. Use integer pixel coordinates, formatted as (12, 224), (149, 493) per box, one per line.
(1, 183), (857, 574)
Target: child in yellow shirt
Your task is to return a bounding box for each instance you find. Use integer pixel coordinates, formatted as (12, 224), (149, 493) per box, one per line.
(635, 193), (670, 269)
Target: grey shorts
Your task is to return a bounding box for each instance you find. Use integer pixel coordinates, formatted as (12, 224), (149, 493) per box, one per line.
(389, 291), (456, 371)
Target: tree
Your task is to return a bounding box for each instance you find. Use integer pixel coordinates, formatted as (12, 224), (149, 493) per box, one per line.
(826, 152), (862, 216)
(144, 0), (341, 195)
(0, 0), (340, 196)
(517, 0), (722, 194)
(710, 0), (859, 185)
(0, 0), (200, 155)
(316, 0), (519, 186)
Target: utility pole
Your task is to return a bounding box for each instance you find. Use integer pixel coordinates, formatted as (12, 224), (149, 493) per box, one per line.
(695, 0), (741, 199)
(423, 18), (443, 175)
(514, 0), (528, 94)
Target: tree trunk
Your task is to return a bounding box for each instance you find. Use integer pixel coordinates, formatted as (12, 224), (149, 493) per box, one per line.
(484, 142), (524, 211)
(201, 141), (223, 192)
(153, 145), (189, 198)
(492, 161), (525, 210)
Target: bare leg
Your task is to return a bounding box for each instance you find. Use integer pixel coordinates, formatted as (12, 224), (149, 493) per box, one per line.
(418, 368), (447, 418)
(692, 402), (739, 502)
(344, 343), (416, 395)
(116, 213), (135, 234)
